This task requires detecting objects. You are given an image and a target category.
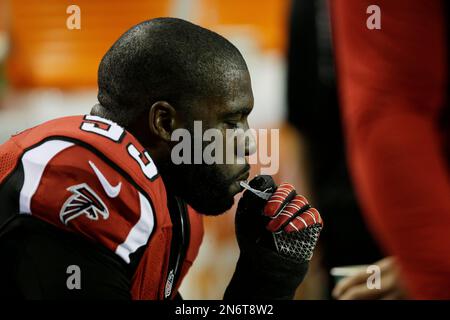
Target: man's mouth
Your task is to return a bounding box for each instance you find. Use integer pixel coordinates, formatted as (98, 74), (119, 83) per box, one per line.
(234, 167), (250, 192)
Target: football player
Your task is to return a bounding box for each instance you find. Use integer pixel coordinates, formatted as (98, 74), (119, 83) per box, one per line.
(0, 18), (322, 299)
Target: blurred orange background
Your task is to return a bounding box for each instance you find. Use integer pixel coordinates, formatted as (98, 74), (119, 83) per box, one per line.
(4, 0), (288, 88)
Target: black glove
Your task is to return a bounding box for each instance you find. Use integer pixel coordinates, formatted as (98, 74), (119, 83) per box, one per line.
(224, 175), (323, 300)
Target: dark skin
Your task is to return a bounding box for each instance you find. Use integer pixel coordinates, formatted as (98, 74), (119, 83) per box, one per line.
(126, 68), (255, 215)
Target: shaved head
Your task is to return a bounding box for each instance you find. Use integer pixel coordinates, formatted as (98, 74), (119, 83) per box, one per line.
(96, 17), (248, 127)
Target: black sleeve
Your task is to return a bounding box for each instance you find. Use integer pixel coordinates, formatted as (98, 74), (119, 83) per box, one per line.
(223, 244), (308, 300)
(0, 216), (132, 299)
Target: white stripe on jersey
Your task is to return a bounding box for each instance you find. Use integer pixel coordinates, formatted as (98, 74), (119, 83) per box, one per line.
(20, 140), (74, 215)
(115, 192), (155, 264)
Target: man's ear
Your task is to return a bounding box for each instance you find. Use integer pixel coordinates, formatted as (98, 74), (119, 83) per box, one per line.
(148, 101), (176, 142)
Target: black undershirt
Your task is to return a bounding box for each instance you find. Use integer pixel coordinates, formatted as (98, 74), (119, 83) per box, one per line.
(0, 216), (132, 299)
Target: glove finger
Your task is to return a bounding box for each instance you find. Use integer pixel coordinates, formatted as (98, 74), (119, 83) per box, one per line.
(266, 194), (310, 232)
(235, 175), (276, 245)
(283, 207), (322, 233)
(237, 175), (276, 215)
(263, 183), (296, 218)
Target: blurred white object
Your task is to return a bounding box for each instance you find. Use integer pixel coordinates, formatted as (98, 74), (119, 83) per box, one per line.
(330, 265), (370, 283)
(0, 89), (96, 143)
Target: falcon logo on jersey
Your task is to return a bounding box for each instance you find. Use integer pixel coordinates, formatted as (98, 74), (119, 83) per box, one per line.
(60, 183), (109, 225)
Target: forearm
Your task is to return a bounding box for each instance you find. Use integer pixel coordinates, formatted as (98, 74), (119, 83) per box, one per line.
(349, 112), (450, 298)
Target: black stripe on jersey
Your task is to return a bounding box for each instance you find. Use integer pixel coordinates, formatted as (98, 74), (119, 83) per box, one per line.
(166, 195), (191, 300)
(0, 161), (25, 230)
(443, 0), (450, 163)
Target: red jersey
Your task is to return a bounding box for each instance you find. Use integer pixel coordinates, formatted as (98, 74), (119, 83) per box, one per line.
(0, 115), (204, 299)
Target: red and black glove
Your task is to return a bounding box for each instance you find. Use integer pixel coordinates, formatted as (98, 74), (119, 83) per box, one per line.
(263, 181), (322, 262)
(224, 175), (323, 300)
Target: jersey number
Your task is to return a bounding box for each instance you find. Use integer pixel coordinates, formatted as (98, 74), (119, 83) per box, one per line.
(81, 115), (158, 180)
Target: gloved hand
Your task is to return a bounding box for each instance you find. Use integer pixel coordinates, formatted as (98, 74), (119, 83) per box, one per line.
(224, 175), (323, 300)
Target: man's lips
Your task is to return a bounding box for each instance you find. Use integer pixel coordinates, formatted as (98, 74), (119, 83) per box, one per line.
(234, 167), (250, 193)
